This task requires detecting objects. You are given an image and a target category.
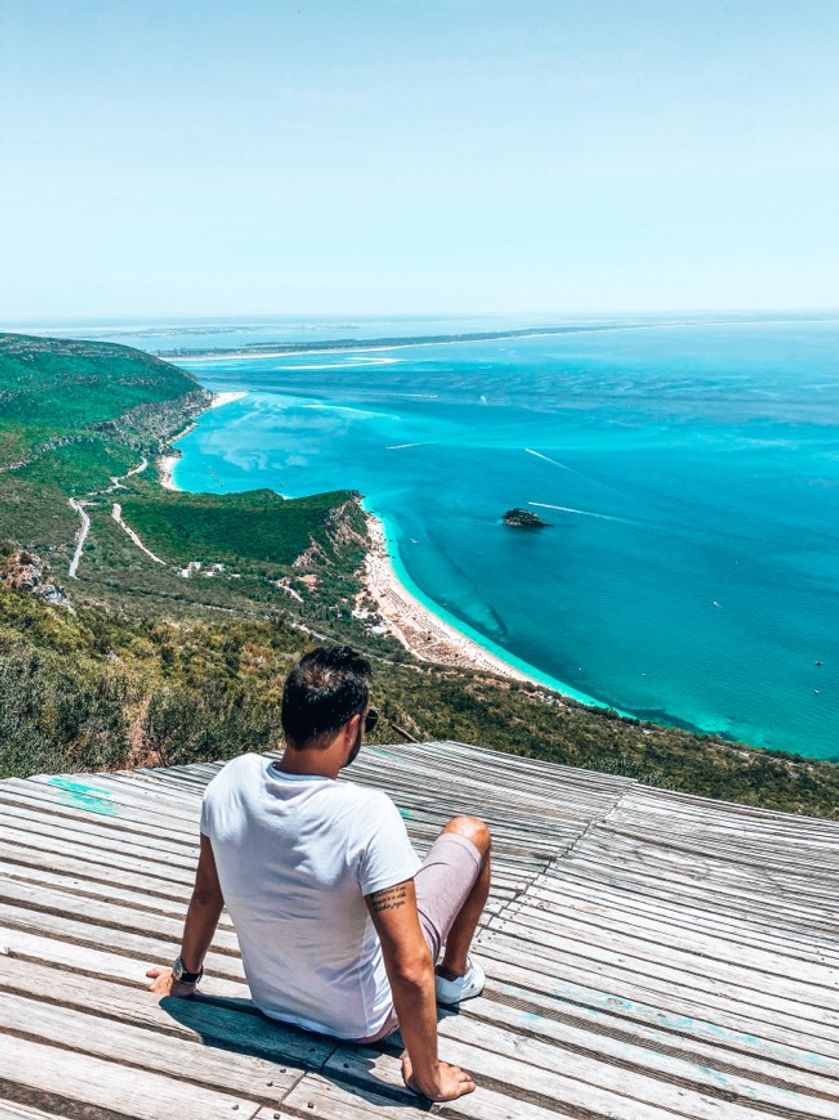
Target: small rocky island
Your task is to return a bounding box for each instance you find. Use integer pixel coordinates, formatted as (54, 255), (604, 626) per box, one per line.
(502, 507), (549, 528)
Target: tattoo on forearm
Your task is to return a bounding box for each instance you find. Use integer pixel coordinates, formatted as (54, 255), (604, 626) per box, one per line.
(371, 884), (408, 913)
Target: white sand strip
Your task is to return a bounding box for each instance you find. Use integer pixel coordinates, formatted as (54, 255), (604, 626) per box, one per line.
(361, 514), (543, 687)
(158, 454), (179, 491)
(156, 421), (198, 491)
(209, 390), (248, 409)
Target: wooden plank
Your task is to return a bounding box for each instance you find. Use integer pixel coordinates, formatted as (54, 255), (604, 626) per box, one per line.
(0, 985), (313, 1097)
(0, 924), (245, 1000)
(563, 836), (839, 903)
(0, 901), (248, 984)
(0, 844), (236, 929)
(609, 791), (839, 828)
(560, 852), (838, 933)
(527, 871), (839, 960)
(477, 933), (839, 1050)
(325, 1045), (694, 1120)
(414, 739), (635, 791)
(0, 1104), (70, 1120)
(0, 953), (332, 1072)
(281, 1068), (572, 1120)
(0, 809), (512, 905)
(0, 804), (199, 861)
(3, 744), (837, 1120)
(503, 898), (839, 987)
(50, 772), (206, 817)
(0, 1034), (263, 1120)
(488, 912), (839, 1021)
(452, 991), (839, 1107)
(0, 781), (199, 840)
(347, 777), (600, 830)
(477, 951), (839, 1069)
(0, 836), (510, 917)
(433, 1013), (838, 1120)
(0, 990), (308, 1105)
(480, 924), (839, 1039)
(609, 813), (839, 855)
(0, 828), (200, 886)
(264, 1077), (426, 1120)
(580, 823), (839, 882)
(0, 806), (530, 898)
(565, 827), (839, 881)
(0, 877), (241, 956)
(613, 788), (839, 833)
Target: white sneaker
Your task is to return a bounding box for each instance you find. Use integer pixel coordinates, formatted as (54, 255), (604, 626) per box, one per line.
(435, 958), (486, 1006)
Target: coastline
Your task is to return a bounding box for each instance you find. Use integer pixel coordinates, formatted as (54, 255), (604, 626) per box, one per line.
(155, 314), (798, 364)
(155, 383), (617, 712)
(157, 390), (247, 490)
(360, 512), (561, 691)
(156, 384), (622, 713)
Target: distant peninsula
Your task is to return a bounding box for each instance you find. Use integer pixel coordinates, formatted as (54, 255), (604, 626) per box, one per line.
(157, 324), (621, 359)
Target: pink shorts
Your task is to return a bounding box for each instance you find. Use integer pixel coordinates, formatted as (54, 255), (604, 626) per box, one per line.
(357, 831), (483, 1043)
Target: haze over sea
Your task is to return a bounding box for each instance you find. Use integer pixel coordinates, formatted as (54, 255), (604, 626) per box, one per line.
(25, 313), (839, 760)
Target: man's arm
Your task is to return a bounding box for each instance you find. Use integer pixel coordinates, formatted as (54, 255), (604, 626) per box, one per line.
(366, 880), (474, 1103)
(146, 833), (224, 997)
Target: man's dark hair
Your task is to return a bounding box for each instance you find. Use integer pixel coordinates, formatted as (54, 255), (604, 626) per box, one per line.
(281, 645), (372, 748)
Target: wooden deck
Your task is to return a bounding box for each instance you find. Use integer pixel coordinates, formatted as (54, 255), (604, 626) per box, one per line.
(0, 739), (837, 1119)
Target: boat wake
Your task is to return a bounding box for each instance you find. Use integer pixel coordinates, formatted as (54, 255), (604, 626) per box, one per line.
(528, 501), (634, 524)
(524, 447), (576, 472)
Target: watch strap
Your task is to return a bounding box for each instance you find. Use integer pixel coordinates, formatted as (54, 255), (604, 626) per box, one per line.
(172, 954), (203, 984)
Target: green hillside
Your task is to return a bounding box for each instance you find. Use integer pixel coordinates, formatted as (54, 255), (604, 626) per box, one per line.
(0, 334), (363, 611)
(0, 333), (209, 554)
(118, 487), (357, 571)
(0, 332), (200, 432)
(1, 332), (837, 818)
(2, 574), (837, 816)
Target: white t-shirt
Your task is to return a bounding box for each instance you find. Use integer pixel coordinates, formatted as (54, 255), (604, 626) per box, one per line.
(200, 753), (421, 1040)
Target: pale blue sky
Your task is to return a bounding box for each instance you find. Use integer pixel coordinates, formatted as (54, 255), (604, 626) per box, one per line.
(1, 1), (838, 318)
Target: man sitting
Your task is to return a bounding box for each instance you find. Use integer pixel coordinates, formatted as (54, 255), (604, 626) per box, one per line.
(147, 644), (491, 1103)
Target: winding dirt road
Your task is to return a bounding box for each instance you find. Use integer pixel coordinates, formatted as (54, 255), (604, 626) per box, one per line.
(111, 502), (166, 565)
(67, 499), (91, 579)
(66, 457), (152, 579)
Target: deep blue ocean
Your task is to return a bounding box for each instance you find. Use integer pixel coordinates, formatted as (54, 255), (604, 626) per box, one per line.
(24, 314), (839, 759)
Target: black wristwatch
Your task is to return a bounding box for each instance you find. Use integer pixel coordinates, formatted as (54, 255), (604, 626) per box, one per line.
(172, 954), (203, 985)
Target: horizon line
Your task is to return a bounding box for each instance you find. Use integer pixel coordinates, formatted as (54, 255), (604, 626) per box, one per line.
(3, 306), (839, 329)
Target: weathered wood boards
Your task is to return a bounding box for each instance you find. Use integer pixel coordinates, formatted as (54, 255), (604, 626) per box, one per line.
(1, 740), (837, 1118)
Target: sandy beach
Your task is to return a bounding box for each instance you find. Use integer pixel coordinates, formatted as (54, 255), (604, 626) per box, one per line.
(157, 439), (191, 491)
(208, 390), (248, 409)
(360, 513), (543, 687)
(157, 391), (248, 490)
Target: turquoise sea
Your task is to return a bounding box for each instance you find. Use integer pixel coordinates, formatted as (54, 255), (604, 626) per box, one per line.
(28, 314), (839, 759)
